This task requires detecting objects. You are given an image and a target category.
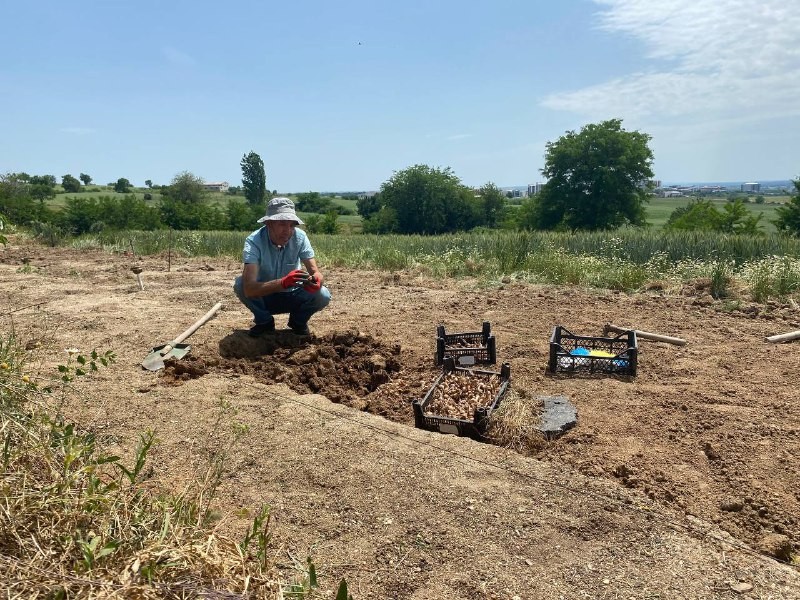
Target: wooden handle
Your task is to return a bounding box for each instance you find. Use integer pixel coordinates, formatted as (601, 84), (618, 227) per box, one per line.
(171, 302), (224, 345)
(766, 329), (800, 344)
(604, 323), (687, 346)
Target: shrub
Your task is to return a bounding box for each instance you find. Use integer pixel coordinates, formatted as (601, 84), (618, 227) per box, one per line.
(710, 261), (733, 299)
(29, 220), (67, 246)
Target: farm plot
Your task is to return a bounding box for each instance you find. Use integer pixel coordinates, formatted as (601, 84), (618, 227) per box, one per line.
(2, 239), (800, 598)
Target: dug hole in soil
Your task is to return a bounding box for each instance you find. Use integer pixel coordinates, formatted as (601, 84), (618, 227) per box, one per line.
(2, 240), (800, 599)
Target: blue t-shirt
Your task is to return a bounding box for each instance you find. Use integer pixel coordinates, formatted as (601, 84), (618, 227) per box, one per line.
(242, 227), (315, 286)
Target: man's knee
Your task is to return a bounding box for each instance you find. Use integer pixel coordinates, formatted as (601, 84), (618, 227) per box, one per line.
(304, 287), (330, 312)
(316, 287), (331, 309)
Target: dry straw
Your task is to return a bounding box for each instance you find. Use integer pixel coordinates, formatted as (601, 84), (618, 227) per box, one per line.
(485, 378), (548, 454)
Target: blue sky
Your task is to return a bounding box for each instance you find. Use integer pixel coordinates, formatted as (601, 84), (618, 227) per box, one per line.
(2, 0), (798, 191)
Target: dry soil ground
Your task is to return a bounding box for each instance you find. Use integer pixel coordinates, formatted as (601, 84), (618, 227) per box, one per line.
(2, 238), (800, 599)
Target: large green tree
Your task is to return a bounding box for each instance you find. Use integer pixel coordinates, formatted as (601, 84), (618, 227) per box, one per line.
(374, 164), (478, 234)
(775, 179), (800, 236)
(114, 178), (132, 193)
(160, 171), (224, 229)
(241, 151), (267, 206)
(79, 173), (92, 186)
(476, 183), (507, 228)
(532, 119), (654, 231)
(62, 174), (82, 193)
(29, 175), (57, 204)
(162, 171), (206, 204)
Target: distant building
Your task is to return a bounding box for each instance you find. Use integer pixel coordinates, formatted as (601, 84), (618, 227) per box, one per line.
(699, 185), (724, 194)
(357, 191), (378, 200)
(675, 186), (696, 194)
(527, 182), (546, 195)
(639, 179), (662, 190)
(741, 182), (760, 192)
(203, 181), (229, 192)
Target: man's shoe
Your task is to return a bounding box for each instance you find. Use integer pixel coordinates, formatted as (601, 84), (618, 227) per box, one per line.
(288, 321), (310, 336)
(248, 322), (276, 337)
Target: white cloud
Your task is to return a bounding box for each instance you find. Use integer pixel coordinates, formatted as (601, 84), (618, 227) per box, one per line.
(59, 127), (95, 135)
(162, 46), (196, 67)
(542, 0), (800, 122)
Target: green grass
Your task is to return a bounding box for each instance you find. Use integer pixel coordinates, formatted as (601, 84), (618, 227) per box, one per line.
(330, 197), (359, 212)
(643, 197), (688, 227)
(74, 228), (800, 301)
(85, 228), (800, 264)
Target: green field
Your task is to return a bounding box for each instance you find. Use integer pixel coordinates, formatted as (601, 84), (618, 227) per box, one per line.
(645, 195), (789, 232)
(51, 187), (163, 208)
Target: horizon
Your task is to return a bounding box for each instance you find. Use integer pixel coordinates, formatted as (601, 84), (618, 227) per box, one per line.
(2, 0), (798, 190)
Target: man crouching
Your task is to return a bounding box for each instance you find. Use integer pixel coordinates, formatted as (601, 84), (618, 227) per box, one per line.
(233, 197), (331, 337)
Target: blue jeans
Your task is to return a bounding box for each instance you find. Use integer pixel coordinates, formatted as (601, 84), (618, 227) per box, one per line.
(233, 276), (331, 329)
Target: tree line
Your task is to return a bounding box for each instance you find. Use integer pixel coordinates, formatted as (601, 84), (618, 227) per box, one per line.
(2, 124), (800, 238)
(0, 152), (274, 235)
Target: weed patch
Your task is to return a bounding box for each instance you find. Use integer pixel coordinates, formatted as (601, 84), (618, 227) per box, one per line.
(0, 333), (320, 598)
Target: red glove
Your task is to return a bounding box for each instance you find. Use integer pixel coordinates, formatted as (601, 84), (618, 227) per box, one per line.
(303, 273), (322, 293)
(281, 269), (308, 289)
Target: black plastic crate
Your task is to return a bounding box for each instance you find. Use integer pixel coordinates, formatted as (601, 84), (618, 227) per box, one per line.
(548, 326), (638, 376)
(435, 321), (497, 366)
(413, 357), (511, 440)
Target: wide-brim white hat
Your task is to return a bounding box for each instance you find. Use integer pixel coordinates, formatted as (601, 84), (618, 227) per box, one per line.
(257, 197), (304, 225)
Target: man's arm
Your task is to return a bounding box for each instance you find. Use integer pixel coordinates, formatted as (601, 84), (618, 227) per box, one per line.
(241, 263), (284, 298)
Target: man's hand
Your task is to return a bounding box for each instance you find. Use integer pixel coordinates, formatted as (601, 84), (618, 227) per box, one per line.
(281, 269), (309, 289)
(303, 273), (322, 293)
